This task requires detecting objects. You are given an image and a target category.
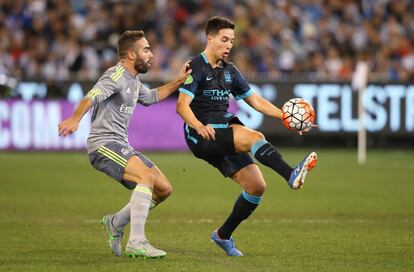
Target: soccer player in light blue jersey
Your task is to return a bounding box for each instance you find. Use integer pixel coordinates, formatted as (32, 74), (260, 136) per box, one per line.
(176, 17), (317, 256)
(58, 30), (191, 258)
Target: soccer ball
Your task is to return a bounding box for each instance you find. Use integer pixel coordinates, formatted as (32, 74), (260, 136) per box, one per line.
(282, 98), (315, 131)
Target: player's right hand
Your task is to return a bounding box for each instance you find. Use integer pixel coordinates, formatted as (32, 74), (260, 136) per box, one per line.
(196, 124), (216, 141)
(298, 123), (317, 135)
(58, 118), (80, 137)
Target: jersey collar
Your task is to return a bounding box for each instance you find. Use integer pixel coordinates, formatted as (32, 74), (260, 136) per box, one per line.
(118, 62), (140, 79)
(201, 52), (209, 63)
(201, 52), (224, 69)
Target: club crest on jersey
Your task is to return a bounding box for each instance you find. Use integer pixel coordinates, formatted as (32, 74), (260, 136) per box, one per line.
(121, 148), (130, 156)
(224, 71), (232, 83)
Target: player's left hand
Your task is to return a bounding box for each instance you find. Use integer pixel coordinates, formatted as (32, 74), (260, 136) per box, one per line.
(177, 60), (192, 84)
(196, 124), (216, 141)
(58, 118), (80, 137)
(298, 123), (317, 135)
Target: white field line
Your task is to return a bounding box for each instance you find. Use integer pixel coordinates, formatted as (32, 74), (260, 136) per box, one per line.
(83, 218), (412, 224)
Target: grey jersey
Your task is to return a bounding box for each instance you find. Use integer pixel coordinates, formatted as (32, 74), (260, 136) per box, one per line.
(86, 63), (158, 154)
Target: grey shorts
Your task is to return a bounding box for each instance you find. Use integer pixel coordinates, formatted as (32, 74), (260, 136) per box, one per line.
(88, 141), (155, 190)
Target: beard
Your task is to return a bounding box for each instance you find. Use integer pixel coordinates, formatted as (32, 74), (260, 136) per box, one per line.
(134, 59), (150, 73)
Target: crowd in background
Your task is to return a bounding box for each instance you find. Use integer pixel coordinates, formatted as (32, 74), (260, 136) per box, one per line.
(1, 0), (414, 82)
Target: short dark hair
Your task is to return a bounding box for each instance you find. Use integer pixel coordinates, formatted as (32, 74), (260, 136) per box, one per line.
(205, 16), (235, 35)
(117, 30), (145, 58)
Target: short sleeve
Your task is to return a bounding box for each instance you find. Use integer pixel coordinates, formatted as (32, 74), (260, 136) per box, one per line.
(138, 83), (158, 106)
(86, 75), (120, 106)
(232, 66), (253, 100)
(178, 62), (202, 99)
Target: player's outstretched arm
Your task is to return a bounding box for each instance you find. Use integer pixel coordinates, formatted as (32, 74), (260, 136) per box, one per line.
(156, 61), (192, 101)
(176, 93), (215, 140)
(58, 97), (92, 137)
(244, 93), (316, 135)
(244, 92), (283, 119)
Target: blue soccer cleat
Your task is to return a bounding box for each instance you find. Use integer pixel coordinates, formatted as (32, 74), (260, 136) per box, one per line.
(288, 152), (317, 189)
(211, 230), (243, 257)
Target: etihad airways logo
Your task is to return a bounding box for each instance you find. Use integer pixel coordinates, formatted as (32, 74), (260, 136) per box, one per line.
(203, 89), (231, 101)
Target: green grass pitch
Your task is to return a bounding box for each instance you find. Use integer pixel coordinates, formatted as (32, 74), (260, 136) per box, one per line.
(0, 149), (413, 271)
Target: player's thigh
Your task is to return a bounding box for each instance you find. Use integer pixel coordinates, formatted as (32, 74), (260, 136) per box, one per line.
(231, 124), (265, 153)
(230, 163), (266, 196)
(123, 155), (157, 186)
(185, 124), (236, 156)
(90, 143), (150, 189)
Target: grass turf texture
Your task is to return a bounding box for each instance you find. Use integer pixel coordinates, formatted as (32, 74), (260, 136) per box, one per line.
(0, 149), (413, 271)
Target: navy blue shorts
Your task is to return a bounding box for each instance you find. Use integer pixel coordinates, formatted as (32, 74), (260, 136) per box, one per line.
(88, 142), (155, 190)
(184, 117), (255, 177)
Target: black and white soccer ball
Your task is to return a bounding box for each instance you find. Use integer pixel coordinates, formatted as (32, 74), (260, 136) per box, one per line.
(282, 98), (315, 131)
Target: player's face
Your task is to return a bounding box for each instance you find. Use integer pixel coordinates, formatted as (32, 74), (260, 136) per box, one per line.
(131, 38), (154, 73)
(209, 28), (234, 60)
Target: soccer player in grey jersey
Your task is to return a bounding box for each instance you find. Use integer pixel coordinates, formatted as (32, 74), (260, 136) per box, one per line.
(58, 30), (191, 258)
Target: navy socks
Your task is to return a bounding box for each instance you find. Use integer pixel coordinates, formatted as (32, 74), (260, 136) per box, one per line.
(218, 191), (261, 240)
(251, 139), (293, 181)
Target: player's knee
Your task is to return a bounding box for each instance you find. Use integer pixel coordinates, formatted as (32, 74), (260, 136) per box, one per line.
(252, 182), (266, 196)
(250, 180), (266, 196)
(161, 182), (173, 199)
(250, 131), (265, 144)
(240, 175), (266, 196)
(153, 173), (173, 200)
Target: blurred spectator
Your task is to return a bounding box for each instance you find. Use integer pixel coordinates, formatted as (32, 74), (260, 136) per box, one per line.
(0, 0), (413, 82)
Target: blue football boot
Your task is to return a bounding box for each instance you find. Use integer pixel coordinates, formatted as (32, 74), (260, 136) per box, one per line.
(211, 230), (243, 257)
(288, 152), (317, 189)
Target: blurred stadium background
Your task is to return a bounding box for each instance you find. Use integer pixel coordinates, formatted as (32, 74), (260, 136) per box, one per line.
(0, 1), (413, 271)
